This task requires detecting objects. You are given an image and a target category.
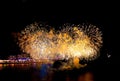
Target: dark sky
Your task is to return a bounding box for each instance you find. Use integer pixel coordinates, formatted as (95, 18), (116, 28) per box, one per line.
(0, 0), (118, 64)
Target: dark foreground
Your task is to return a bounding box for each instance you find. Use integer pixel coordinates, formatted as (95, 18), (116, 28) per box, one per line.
(0, 63), (118, 81)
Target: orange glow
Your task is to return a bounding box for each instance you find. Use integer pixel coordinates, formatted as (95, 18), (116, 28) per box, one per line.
(17, 23), (102, 69)
(78, 72), (94, 81)
(0, 64), (3, 70)
(10, 64), (14, 67)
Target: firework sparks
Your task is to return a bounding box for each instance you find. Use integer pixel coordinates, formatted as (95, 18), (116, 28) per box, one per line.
(17, 22), (102, 69)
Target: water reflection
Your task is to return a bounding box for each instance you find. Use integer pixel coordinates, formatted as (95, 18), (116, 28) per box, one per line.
(0, 63), (111, 81)
(0, 64), (2, 70)
(0, 63), (53, 81)
(77, 72), (94, 81)
(40, 64), (48, 80)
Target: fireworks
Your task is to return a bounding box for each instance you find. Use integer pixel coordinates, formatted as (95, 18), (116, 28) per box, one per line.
(17, 22), (102, 63)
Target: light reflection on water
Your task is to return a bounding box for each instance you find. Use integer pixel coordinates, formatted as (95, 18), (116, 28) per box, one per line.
(0, 63), (51, 70)
(0, 63), (53, 81)
(0, 63), (113, 81)
(0, 63), (95, 81)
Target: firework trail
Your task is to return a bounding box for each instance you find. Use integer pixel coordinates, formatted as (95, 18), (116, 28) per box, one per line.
(17, 22), (102, 69)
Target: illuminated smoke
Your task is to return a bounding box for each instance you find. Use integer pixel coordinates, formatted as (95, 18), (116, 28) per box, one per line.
(17, 22), (102, 68)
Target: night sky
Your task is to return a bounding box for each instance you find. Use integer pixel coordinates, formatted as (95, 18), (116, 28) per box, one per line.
(0, 0), (118, 65)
